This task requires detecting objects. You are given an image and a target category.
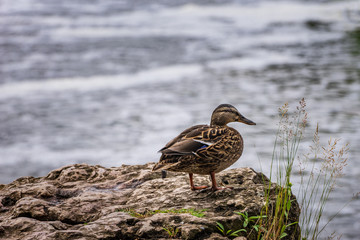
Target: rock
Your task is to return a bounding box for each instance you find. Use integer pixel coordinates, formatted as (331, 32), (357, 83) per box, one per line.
(0, 163), (300, 240)
(234, 237), (247, 240)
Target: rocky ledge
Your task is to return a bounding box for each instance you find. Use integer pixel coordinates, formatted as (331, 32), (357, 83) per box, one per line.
(0, 163), (300, 240)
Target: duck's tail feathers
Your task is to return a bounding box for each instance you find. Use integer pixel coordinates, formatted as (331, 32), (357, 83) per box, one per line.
(152, 163), (166, 171)
(152, 161), (179, 171)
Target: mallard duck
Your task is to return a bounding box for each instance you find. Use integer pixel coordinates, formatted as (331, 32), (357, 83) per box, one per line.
(153, 104), (256, 191)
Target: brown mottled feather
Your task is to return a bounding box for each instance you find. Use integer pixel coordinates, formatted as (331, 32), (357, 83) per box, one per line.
(153, 125), (243, 174)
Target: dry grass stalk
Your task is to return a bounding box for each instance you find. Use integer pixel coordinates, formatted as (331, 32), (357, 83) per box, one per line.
(259, 98), (350, 240)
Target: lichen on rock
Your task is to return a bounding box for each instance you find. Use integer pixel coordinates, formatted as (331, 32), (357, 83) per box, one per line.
(0, 163), (300, 239)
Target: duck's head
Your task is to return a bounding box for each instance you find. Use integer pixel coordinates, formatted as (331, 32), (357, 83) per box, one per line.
(210, 104), (256, 127)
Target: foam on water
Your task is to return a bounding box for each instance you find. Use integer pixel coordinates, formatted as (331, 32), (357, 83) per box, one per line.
(0, 51), (302, 98)
(21, 1), (357, 39)
(0, 64), (201, 98)
(207, 51), (302, 69)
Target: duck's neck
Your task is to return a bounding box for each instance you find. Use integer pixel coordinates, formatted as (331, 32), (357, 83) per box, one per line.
(210, 121), (227, 128)
(210, 115), (229, 127)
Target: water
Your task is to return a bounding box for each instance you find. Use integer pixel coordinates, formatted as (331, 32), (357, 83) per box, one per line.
(0, 0), (359, 238)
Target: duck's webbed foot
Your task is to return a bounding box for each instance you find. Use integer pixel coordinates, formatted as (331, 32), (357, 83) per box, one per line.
(210, 172), (233, 191)
(191, 185), (209, 191)
(189, 173), (209, 191)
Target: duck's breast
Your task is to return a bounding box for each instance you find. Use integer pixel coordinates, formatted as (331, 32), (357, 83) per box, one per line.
(211, 127), (243, 173)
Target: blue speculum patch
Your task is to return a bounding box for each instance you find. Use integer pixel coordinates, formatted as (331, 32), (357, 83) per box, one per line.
(199, 145), (208, 149)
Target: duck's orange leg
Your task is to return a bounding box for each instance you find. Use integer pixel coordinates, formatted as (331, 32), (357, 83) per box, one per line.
(189, 173), (209, 191)
(210, 172), (233, 191)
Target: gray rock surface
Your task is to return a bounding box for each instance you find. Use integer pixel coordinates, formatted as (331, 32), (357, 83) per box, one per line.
(0, 163), (300, 239)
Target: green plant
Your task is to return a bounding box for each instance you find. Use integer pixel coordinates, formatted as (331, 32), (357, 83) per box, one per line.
(162, 225), (179, 238)
(117, 208), (153, 218)
(257, 99), (349, 240)
(157, 208), (207, 218)
(117, 208), (207, 218)
(235, 211), (267, 235)
(255, 100), (305, 239)
(216, 222), (246, 238)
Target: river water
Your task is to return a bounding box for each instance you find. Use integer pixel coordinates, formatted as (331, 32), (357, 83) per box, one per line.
(0, 0), (359, 239)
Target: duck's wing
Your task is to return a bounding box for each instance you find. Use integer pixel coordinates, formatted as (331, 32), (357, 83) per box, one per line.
(159, 124), (217, 156)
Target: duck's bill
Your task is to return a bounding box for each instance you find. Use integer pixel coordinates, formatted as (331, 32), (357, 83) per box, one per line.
(238, 116), (256, 125)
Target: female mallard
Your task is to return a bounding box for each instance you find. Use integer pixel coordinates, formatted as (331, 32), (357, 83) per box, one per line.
(153, 104), (256, 191)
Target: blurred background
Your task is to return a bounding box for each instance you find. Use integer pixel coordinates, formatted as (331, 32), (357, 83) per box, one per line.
(0, 0), (359, 238)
